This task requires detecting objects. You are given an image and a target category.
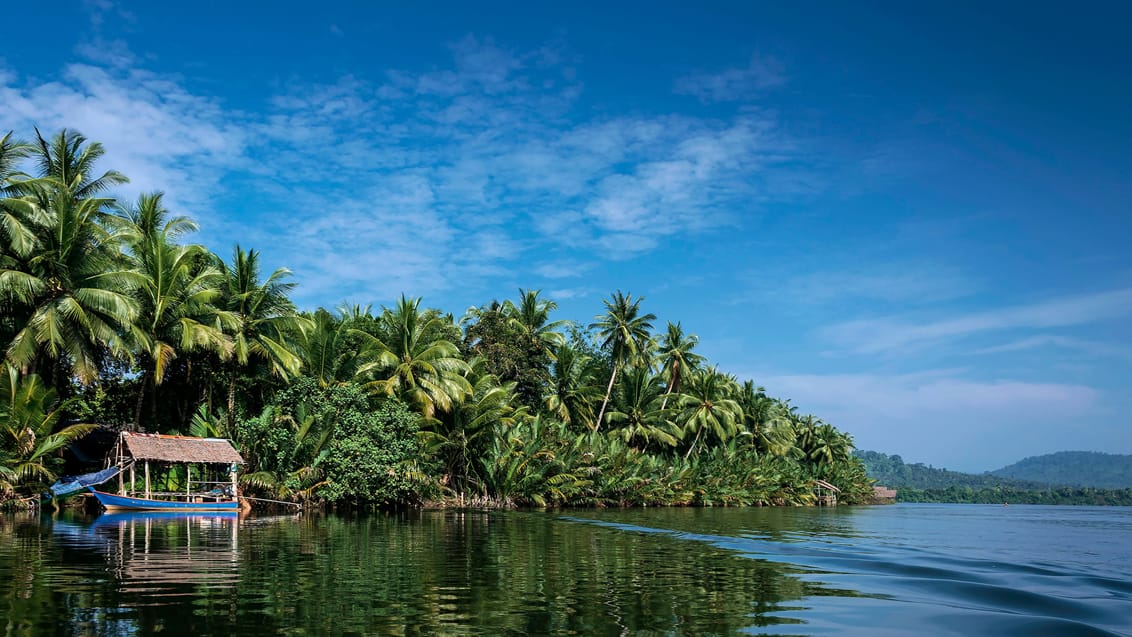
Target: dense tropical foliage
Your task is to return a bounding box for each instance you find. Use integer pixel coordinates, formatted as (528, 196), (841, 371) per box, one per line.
(1, 127), (873, 508)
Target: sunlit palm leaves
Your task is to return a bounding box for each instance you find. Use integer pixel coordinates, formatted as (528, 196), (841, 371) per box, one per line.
(220, 246), (310, 424)
(657, 321), (704, 410)
(1, 130), (138, 384)
(117, 193), (232, 426)
(545, 342), (600, 429)
(1, 365), (95, 492)
(355, 295), (471, 420)
(589, 291), (656, 430)
(675, 368), (745, 458)
(503, 288), (567, 356)
(604, 367), (679, 448)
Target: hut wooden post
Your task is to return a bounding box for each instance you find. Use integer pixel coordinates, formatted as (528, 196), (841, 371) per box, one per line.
(144, 462), (151, 499)
(128, 463), (135, 496)
(187, 464), (192, 499)
(230, 465), (238, 501)
(118, 436), (125, 495)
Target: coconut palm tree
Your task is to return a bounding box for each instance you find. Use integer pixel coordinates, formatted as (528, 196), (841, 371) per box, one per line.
(1, 365), (96, 494)
(421, 357), (524, 497)
(0, 132), (35, 255)
(297, 306), (372, 388)
(656, 321), (704, 410)
(220, 246), (309, 428)
(503, 288), (567, 356)
(545, 342), (599, 430)
(736, 381), (796, 458)
(30, 128), (127, 199)
(589, 291), (656, 430)
(117, 193), (233, 428)
(354, 295), (471, 420)
(675, 368), (744, 458)
(604, 366), (679, 448)
(1, 130), (138, 387)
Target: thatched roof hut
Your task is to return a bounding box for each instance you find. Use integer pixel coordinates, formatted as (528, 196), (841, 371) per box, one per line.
(120, 433), (244, 465)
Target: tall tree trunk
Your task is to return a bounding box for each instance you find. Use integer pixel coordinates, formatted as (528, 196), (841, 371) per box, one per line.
(660, 362), (679, 411)
(133, 369), (148, 432)
(684, 426), (703, 459)
(226, 368), (237, 434)
(595, 365), (619, 432)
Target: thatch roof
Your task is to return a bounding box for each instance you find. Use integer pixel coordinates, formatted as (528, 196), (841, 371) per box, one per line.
(122, 433), (244, 465)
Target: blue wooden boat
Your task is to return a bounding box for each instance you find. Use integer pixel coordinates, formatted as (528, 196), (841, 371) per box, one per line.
(88, 487), (240, 512)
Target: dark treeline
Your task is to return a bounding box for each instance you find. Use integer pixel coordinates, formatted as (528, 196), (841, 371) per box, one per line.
(897, 487), (1132, 506)
(1, 128), (873, 509)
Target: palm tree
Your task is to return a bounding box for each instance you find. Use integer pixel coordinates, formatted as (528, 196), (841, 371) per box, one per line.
(503, 288), (567, 356)
(30, 128), (127, 199)
(239, 403), (331, 503)
(422, 357), (524, 497)
(736, 381), (796, 458)
(117, 193), (232, 428)
(588, 291), (656, 430)
(657, 321), (704, 410)
(1, 130), (138, 387)
(220, 246), (309, 428)
(354, 295), (471, 420)
(604, 367), (678, 448)
(675, 368), (744, 458)
(545, 342), (599, 429)
(1, 365), (96, 495)
(0, 132), (35, 255)
(297, 306), (371, 388)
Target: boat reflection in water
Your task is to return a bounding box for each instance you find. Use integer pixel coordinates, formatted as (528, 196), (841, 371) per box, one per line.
(88, 511), (241, 600)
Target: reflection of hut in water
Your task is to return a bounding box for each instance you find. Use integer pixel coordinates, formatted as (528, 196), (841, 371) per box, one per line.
(814, 479), (840, 506)
(91, 512), (240, 595)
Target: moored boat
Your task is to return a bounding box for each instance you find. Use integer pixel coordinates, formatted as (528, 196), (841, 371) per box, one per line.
(88, 488), (240, 511)
(86, 432), (247, 512)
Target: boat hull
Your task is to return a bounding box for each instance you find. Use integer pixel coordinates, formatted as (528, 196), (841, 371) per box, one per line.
(88, 488), (239, 512)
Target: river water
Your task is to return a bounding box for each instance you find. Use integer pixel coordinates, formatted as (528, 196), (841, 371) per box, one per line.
(1, 504), (1129, 635)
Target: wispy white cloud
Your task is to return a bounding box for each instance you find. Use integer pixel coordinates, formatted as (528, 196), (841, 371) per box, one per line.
(754, 369), (1106, 471)
(0, 34), (801, 303)
(820, 287), (1132, 354)
(534, 261), (592, 279)
(674, 55), (785, 103)
(0, 64), (248, 218)
(972, 334), (1132, 361)
(748, 264), (977, 309)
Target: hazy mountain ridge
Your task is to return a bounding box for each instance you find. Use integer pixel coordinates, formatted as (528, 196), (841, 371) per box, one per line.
(853, 451), (1044, 490)
(989, 451), (1132, 489)
(856, 450), (1132, 489)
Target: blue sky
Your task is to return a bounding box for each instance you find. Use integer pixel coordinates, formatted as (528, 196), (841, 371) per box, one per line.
(2, 1), (1129, 471)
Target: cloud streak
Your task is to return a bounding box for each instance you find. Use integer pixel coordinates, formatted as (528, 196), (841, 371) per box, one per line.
(820, 288), (1132, 354)
(674, 55), (785, 103)
(757, 369), (1104, 471)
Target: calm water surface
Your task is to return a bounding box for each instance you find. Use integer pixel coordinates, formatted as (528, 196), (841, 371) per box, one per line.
(1, 504), (1130, 635)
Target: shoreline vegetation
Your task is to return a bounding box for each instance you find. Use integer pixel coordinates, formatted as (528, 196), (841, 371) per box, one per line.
(2, 127), (877, 510)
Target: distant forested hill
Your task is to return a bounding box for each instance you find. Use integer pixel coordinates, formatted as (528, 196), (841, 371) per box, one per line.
(854, 450), (1043, 489)
(990, 451), (1132, 488)
(854, 450), (1132, 506)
